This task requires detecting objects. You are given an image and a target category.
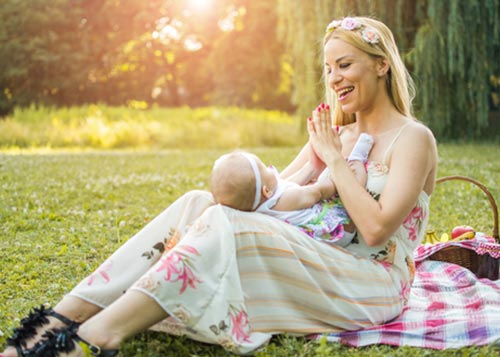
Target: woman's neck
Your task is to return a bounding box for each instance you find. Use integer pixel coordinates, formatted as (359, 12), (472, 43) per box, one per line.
(354, 95), (407, 136)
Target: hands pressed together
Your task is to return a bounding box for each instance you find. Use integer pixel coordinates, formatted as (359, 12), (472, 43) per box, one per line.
(307, 103), (342, 168)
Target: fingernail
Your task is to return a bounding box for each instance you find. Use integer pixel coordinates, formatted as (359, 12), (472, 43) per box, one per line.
(326, 104), (330, 110)
(335, 125), (340, 132)
(321, 103), (325, 109)
(307, 117), (312, 122)
(318, 107), (322, 112)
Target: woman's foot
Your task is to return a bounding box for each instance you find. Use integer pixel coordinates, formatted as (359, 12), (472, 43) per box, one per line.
(2, 306), (79, 357)
(25, 325), (119, 357)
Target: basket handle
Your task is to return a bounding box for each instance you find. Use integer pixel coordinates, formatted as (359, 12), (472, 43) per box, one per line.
(436, 175), (499, 241)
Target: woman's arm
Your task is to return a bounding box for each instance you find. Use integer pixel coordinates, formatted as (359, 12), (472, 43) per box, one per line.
(308, 115), (437, 246)
(280, 143), (322, 185)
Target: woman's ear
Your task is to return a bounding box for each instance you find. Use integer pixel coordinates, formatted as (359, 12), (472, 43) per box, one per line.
(376, 58), (390, 77)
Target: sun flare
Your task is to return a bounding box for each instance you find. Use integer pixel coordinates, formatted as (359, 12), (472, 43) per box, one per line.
(187, 0), (214, 12)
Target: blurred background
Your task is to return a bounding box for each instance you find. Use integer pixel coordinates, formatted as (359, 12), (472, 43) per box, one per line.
(0, 0), (499, 146)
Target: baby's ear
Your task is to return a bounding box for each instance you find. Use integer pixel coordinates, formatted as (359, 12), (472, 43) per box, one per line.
(262, 185), (274, 199)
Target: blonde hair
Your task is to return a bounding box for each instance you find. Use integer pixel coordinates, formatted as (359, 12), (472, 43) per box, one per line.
(210, 152), (255, 211)
(323, 17), (416, 126)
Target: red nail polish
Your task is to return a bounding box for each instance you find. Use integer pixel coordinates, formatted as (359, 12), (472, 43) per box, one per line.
(307, 117), (312, 121)
(318, 107), (322, 112)
(321, 103), (325, 109)
(326, 104), (330, 110)
(335, 125), (340, 132)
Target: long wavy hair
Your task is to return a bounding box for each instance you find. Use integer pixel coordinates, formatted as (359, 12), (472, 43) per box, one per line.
(323, 17), (416, 125)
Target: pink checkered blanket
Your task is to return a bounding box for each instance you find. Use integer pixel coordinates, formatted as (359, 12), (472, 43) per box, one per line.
(315, 239), (500, 349)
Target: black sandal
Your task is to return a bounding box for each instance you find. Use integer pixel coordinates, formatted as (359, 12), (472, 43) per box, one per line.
(26, 325), (119, 357)
(6, 305), (79, 357)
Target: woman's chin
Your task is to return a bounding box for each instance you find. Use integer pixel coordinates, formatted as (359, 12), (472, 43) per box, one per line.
(340, 104), (356, 115)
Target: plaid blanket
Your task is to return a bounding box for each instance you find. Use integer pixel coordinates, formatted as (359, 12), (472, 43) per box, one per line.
(315, 252), (500, 349)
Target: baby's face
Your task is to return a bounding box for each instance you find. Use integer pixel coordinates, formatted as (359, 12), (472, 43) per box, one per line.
(255, 156), (279, 193)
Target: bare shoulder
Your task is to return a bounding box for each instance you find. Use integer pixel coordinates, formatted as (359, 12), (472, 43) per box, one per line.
(394, 119), (438, 167)
(400, 120), (436, 149)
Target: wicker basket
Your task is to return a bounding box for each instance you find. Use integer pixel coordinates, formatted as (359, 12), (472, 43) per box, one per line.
(428, 175), (499, 280)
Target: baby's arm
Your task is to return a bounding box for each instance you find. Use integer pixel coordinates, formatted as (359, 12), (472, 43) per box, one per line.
(272, 176), (335, 211)
(348, 160), (368, 187)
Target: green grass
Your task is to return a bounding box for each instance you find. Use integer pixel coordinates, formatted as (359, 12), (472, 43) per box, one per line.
(1, 144), (499, 356)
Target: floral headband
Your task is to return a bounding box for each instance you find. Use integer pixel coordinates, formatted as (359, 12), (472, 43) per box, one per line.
(326, 17), (379, 45)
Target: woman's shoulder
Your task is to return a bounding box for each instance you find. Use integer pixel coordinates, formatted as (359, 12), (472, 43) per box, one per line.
(401, 119), (436, 146)
(392, 119), (438, 169)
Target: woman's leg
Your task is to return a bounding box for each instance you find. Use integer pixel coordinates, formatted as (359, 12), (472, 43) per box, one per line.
(75, 291), (167, 351)
(3, 191), (215, 356)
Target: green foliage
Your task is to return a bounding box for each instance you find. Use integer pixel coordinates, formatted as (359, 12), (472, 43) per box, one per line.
(411, 0), (500, 140)
(0, 0), (86, 113)
(1, 144), (499, 356)
(0, 0), (292, 114)
(0, 105), (302, 149)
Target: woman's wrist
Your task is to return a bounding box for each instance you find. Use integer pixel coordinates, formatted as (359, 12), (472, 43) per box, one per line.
(324, 151), (344, 169)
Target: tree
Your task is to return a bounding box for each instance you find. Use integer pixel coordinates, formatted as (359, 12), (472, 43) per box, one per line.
(0, 0), (86, 114)
(411, 0), (500, 139)
(208, 0), (292, 110)
(0, 0), (291, 114)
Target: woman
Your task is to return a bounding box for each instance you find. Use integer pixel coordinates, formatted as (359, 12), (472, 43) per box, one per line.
(2, 16), (437, 357)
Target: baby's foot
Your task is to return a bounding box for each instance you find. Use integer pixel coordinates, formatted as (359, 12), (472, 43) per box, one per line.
(348, 133), (374, 163)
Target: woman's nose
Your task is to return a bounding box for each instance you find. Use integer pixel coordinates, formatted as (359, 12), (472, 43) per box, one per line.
(328, 70), (341, 88)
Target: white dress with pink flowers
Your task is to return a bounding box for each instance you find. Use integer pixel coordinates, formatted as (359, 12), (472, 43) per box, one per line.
(68, 160), (429, 355)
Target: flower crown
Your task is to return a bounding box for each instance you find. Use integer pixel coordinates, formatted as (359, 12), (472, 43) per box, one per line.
(326, 17), (379, 45)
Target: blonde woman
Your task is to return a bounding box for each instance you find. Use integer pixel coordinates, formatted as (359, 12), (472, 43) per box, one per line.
(3, 17), (437, 357)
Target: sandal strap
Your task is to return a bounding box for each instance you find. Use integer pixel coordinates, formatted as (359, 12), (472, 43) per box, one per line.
(49, 310), (78, 327)
(27, 325), (119, 357)
(6, 305), (78, 352)
(77, 339), (119, 357)
(15, 344), (27, 357)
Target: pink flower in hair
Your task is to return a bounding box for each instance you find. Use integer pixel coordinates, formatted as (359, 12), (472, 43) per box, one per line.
(362, 28), (380, 44)
(341, 17), (362, 31)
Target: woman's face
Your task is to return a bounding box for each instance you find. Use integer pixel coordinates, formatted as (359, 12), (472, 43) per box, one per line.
(324, 38), (382, 115)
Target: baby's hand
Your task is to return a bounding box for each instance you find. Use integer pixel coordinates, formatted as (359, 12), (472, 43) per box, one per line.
(348, 161), (368, 187)
(316, 172), (337, 199)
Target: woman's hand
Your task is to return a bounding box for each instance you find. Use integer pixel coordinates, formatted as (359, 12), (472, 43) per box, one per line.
(307, 121), (326, 172)
(307, 103), (342, 165)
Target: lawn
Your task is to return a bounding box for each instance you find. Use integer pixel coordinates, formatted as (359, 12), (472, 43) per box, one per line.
(1, 144), (499, 356)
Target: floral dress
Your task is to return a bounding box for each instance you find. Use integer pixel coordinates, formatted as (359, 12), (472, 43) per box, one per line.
(69, 162), (429, 355)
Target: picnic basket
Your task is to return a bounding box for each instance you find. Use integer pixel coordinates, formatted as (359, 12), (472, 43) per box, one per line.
(428, 175), (499, 280)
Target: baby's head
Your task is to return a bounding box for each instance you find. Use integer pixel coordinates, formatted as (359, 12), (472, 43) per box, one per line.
(210, 151), (278, 211)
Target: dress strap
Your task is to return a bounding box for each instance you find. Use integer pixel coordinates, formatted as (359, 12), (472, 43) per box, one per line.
(382, 123), (411, 165)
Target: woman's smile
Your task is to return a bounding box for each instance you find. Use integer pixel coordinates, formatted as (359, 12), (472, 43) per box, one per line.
(337, 86), (355, 101)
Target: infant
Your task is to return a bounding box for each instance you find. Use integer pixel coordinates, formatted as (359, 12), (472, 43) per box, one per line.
(210, 134), (373, 246)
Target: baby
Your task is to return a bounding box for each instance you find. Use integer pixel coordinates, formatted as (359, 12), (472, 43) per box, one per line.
(210, 134), (373, 246)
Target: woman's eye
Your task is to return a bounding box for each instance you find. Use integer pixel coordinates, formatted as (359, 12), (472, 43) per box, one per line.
(339, 63), (351, 69)
(325, 67), (332, 74)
